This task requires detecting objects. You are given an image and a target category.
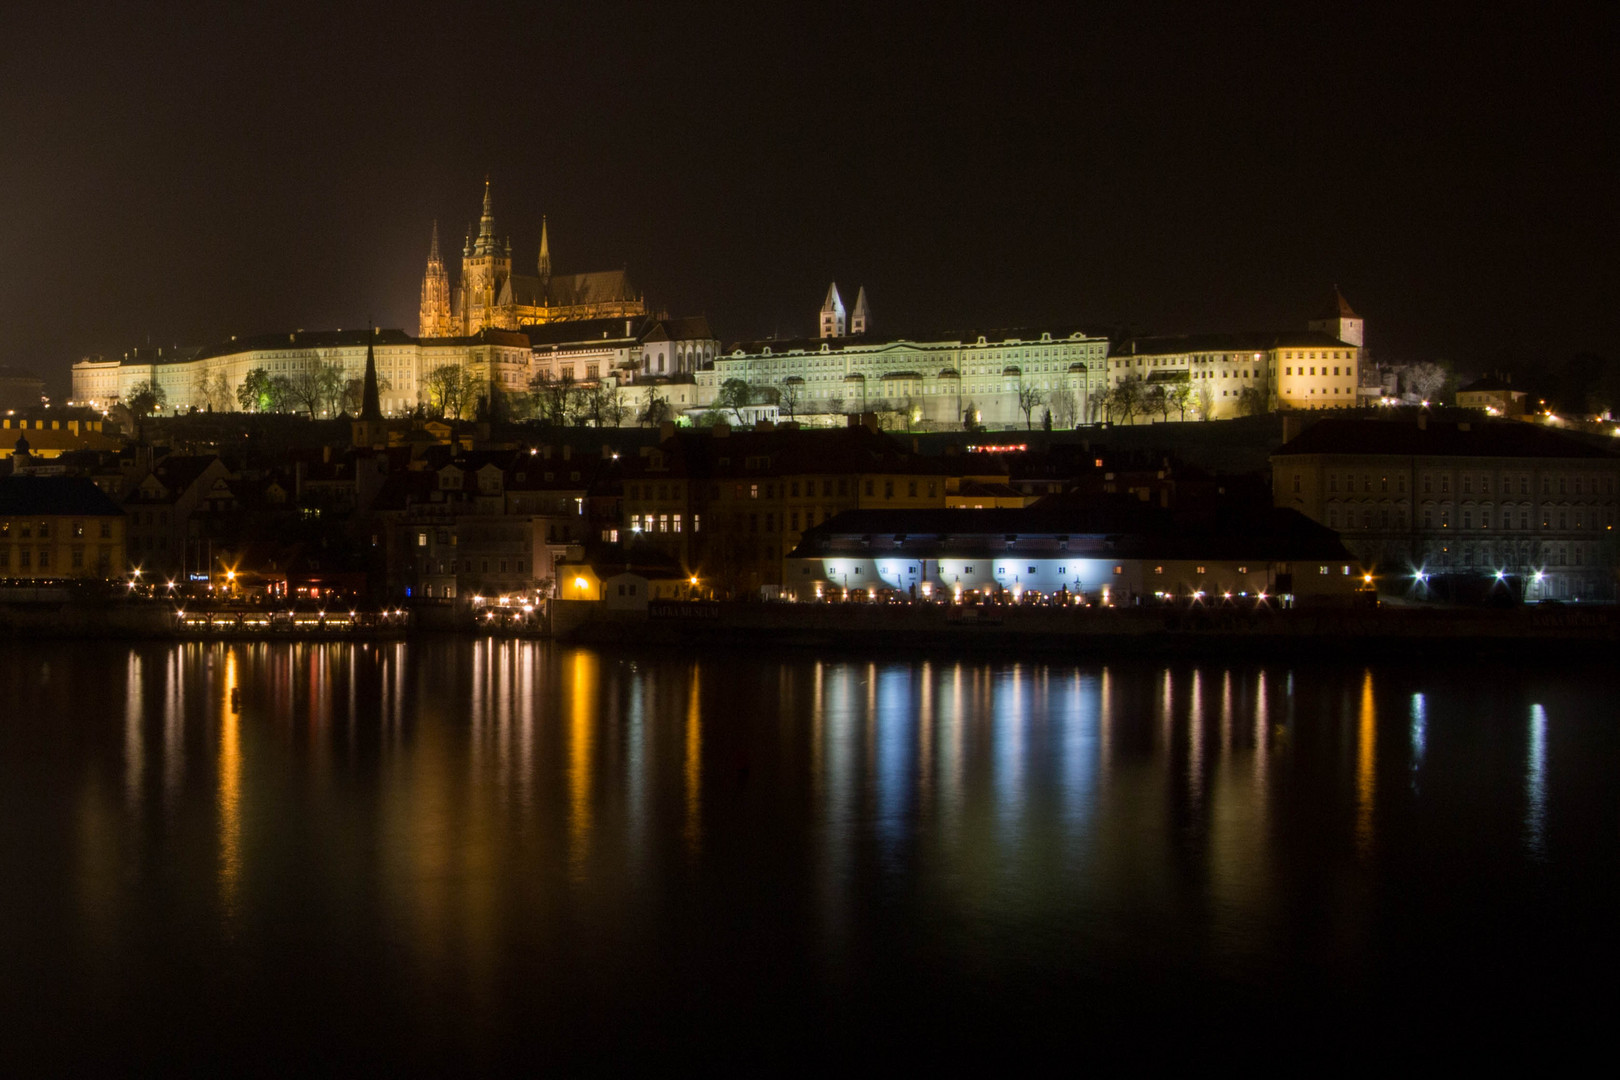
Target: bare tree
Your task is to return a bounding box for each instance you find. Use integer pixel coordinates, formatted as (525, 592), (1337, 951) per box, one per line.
(602, 388), (631, 427)
(193, 370), (230, 412)
(1404, 361), (1448, 402)
(1114, 375), (1146, 424)
(778, 377), (804, 420)
(426, 364), (474, 420)
(1049, 385), (1078, 429)
(284, 369), (324, 419)
(1015, 378), (1046, 430)
(342, 373), (392, 415)
(1196, 381), (1216, 421)
(1146, 384), (1170, 421)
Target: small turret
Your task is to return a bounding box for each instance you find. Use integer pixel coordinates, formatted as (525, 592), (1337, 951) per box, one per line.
(850, 286), (870, 336)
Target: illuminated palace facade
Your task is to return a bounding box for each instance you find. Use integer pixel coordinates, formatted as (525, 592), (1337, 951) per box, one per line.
(418, 180), (644, 337)
(72, 329), (534, 416)
(698, 285), (1111, 428)
(1104, 292), (1369, 419)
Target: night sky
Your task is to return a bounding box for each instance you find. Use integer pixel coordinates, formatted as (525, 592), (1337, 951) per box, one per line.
(2, 1), (1613, 394)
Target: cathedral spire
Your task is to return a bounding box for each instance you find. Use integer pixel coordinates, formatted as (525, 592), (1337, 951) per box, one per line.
(850, 286), (870, 336)
(428, 219), (441, 263)
(538, 215), (551, 285)
(476, 176), (496, 248)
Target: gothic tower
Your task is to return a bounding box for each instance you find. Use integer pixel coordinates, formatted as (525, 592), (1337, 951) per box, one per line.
(1308, 286), (1364, 348)
(819, 283), (846, 339)
(538, 215), (551, 291)
(850, 286), (870, 336)
(461, 178), (513, 333)
(418, 221), (453, 337)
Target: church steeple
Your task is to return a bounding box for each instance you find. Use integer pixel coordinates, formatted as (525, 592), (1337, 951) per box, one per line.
(361, 323), (382, 421)
(538, 215), (551, 286)
(352, 323), (388, 450)
(850, 286), (870, 336)
(419, 221), (452, 337)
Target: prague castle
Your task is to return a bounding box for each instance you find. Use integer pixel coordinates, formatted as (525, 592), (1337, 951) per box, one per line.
(419, 180), (644, 337)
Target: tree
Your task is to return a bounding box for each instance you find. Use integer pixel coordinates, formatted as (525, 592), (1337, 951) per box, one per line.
(1196, 381), (1215, 421)
(315, 360), (346, 417)
(602, 387), (631, 428)
(237, 367), (272, 412)
(529, 370), (580, 426)
(1113, 375), (1146, 424)
(194, 370), (230, 412)
(125, 380), (166, 426)
(1167, 381), (1193, 421)
(1237, 384), (1269, 416)
(778, 377), (804, 420)
(579, 381), (617, 427)
(283, 369), (324, 419)
(1016, 378), (1046, 430)
(266, 375), (295, 413)
(342, 373), (391, 415)
(1404, 361), (1448, 402)
(639, 385), (671, 427)
(1145, 384), (1170, 422)
(1049, 386), (1078, 429)
(714, 378), (752, 424)
(425, 364), (474, 420)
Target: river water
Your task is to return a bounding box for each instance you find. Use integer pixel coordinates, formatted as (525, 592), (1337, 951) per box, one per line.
(1, 639), (1613, 1070)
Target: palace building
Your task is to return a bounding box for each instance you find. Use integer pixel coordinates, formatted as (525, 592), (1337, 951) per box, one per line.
(419, 180), (644, 338)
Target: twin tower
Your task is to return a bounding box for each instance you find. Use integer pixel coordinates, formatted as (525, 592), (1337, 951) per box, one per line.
(819, 283), (870, 339)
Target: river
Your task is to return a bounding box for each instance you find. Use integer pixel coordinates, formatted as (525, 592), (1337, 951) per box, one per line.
(1, 639), (1612, 1070)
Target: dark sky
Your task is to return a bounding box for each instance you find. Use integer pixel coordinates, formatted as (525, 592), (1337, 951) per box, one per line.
(2, 1), (1613, 394)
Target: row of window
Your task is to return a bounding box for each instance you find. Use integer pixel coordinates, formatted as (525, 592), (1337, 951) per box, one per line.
(1328, 505), (1617, 531)
(1296, 472), (1620, 497)
(0, 520), (111, 539)
(0, 546), (111, 570)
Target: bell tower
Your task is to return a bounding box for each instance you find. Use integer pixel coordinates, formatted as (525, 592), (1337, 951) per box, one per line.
(461, 178), (513, 333)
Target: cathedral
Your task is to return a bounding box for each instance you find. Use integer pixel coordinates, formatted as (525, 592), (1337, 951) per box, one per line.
(418, 180), (644, 338)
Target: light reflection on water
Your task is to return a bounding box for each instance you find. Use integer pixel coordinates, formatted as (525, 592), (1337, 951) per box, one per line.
(2, 639), (1614, 1068)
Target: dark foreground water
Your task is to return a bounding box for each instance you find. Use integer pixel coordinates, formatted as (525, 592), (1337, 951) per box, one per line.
(1, 639), (1614, 1071)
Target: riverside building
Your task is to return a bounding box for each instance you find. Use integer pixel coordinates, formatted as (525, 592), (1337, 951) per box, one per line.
(1272, 416), (1620, 602)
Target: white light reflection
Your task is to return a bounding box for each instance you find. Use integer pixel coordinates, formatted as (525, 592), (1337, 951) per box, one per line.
(1409, 692), (1427, 790)
(1526, 704), (1547, 859)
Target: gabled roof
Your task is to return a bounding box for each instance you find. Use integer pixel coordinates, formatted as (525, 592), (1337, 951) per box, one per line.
(1316, 287), (1359, 321)
(0, 475), (125, 517)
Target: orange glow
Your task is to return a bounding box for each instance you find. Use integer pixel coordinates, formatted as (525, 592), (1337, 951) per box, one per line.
(567, 650), (597, 880)
(219, 648), (242, 919)
(684, 665), (702, 857)
(1355, 670), (1376, 858)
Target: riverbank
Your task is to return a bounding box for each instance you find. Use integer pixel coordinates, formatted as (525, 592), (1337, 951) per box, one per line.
(3, 595), (1614, 657)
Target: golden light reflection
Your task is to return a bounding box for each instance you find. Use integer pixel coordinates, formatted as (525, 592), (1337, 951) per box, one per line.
(219, 647), (242, 919)
(567, 650), (597, 879)
(684, 665), (703, 857)
(1355, 669), (1377, 858)
(124, 652), (144, 812)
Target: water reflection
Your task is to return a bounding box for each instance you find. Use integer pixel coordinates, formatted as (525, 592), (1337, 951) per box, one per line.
(218, 649), (243, 921)
(1356, 670), (1377, 858)
(13, 638), (1611, 1070)
(1526, 704), (1548, 859)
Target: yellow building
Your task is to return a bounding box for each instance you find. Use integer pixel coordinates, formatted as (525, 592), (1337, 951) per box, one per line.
(1, 411), (123, 460)
(0, 476), (127, 580)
